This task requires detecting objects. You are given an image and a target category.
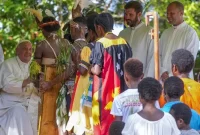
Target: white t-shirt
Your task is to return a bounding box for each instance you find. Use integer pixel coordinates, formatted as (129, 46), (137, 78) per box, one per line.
(110, 89), (142, 122)
(110, 89), (160, 122)
(122, 112), (180, 135)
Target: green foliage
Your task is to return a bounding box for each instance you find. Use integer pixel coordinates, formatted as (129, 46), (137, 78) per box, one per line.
(29, 60), (41, 80)
(56, 40), (72, 75)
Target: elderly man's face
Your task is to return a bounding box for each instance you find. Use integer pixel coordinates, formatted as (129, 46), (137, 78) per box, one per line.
(17, 42), (32, 63)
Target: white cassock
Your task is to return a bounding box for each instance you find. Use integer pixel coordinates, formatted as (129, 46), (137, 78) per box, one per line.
(0, 44), (4, 64)
(119, 22), (154, 77)
(160, 21), (199, 78)
(0, 56), (40, 135)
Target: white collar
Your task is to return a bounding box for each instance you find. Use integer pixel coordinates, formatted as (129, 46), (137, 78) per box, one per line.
(131, 22), (144, 30)
(173, 21), (186, 29)
(16, 56), (31, 68)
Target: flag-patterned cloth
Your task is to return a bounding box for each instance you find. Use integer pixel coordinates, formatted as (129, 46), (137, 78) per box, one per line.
(90, 37), (132, 135)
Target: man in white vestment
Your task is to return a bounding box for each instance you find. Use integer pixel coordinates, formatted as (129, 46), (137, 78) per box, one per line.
(0, 40), (40, 135)
(160, 1), (199, 81)
(0, 44), (4, 64)
(119, 1), (154, 77)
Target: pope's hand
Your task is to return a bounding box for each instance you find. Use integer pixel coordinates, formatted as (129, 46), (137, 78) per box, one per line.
(40, 81), (53, 92)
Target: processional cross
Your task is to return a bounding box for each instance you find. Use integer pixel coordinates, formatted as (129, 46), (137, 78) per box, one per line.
(145, 11), (160, 80)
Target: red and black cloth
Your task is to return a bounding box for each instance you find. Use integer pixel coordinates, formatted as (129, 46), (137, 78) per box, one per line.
(90, 37), (132, 135)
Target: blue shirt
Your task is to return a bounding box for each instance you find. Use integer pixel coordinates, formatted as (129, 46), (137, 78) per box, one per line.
(161, 101), (200, 130)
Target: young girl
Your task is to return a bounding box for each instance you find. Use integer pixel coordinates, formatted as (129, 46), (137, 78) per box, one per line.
(122, 77), (180, 135)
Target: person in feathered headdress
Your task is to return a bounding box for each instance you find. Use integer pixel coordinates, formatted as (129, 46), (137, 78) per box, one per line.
(62, 0), (94, 43)
(26, 7), (74, 135)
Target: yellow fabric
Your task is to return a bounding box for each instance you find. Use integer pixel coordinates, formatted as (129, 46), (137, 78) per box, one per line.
(181, 78), (200, 114)
(80, 46), (91, 63)
(104, 87), (120, 110)
(92, 90), (100, 126)
(98, 37), (127, 48)
(38, 67), (62, 135)
(67, 46), (93, 135)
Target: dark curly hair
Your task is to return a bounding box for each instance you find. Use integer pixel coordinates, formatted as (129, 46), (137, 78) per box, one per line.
(138, 77), (162, 101)
(125, 1), (143, 13)
(87, 13), (98, 32)
(41, 16), (60, 32)
(94, 13), (114, 32)
(171, 49), (194, 74)
(170, 103), (191, 125)
(164, 76), (184, 99)
(109, 121), (125, 135)
(124, 58), (143, 79)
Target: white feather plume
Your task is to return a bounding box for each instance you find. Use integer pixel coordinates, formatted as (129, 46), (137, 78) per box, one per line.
(45, 9), (55, 18)
(74, 0), (94, 10)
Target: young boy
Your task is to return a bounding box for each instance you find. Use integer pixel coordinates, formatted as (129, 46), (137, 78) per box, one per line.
(170, 103), (199, 135)
(110, 58), (159, 122)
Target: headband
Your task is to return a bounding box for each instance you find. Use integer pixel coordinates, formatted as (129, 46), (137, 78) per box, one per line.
(39, 20), (59, 28)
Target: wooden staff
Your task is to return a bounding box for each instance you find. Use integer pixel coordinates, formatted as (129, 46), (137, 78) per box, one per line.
(145, 11), (160, 80)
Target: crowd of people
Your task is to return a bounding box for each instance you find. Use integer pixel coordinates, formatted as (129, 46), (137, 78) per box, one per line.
(0, 1), (200, 135)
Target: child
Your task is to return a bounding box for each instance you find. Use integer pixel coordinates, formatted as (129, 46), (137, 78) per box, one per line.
(122, 77), (180, 135)
(170, 103), (199, 135)
(111, 58), (160, 122)
(109, 121), (125, 135)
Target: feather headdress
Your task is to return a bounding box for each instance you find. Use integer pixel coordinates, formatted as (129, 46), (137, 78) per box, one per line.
(25, 8), (56, 22)
(74, 0), (93, 10)
(25, 8), (43, 22)
(72, 0), (94, 19)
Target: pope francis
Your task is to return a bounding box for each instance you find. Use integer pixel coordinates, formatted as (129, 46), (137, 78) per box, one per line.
(0, 40), (40, 135)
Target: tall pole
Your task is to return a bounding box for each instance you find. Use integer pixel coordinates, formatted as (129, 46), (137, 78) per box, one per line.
(145, 11), (160, 80)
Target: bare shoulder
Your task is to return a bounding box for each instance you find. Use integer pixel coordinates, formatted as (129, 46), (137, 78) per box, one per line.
(34, 40), (46, 57)
(36, 40), (47, 49)
(59, 38), (72, 47)
(73, 40), (88, 51)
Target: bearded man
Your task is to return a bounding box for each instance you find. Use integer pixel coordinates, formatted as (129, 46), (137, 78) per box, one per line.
(119, 1), (154, 77)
